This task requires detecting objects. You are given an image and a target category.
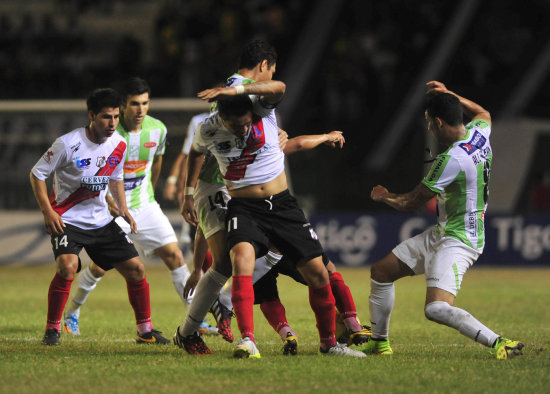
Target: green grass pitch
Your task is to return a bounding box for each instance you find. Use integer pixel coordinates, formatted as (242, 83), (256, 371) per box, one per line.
(0, 264), (548, 393)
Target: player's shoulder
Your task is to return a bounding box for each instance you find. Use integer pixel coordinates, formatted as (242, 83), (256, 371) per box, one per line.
(198, 112), (223, 138)
(226, 73), (255, 87)
(59, 127), (86, 148)
(142, 115), (167, 132)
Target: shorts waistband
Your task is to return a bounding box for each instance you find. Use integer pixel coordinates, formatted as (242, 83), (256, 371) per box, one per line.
(230, 189), (290, 202)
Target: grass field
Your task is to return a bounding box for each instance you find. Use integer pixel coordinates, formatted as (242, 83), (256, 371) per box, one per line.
(0, 264), (548, 393)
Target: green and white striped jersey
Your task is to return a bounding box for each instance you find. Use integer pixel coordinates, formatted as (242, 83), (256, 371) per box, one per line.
(421, 118), (492, 251)
(116, 115), (167, 209)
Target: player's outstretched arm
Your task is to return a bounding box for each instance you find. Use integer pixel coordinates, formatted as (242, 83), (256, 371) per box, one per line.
(283, 131), (345, 155)
(198, 80), (286, 105)
(30, 172), (65, 235)
(109, 179), (137, 233)
(426, 81), (491, 125)
(371, 183), (436, 212)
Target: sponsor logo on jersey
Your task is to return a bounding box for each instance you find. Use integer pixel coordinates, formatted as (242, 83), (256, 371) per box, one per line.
(427, 156), (446, 182)
(459, 131), (486, 155)
(214, 140), (231, 152)
(129, 144), (140, 157)
(70, 142), (81, 153)
(123, 160), (147, 173)
(96, 156), (106, 167)
(123, 175), (145, 190)
(108, 155), (121, 167)
(43, 150), (54, 163)
(143, 142), (157, 148)
(75, 157), (91, 168)
(80, 176), (110, 192)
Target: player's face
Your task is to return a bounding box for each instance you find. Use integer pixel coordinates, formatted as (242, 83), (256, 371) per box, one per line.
(88, 107), (120, 143)
(223, 112), (253, 138)
(123, 93), (150, 127)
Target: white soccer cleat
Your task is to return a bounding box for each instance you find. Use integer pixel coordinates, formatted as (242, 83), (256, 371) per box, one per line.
(233, 337), (261, 359)
(320, 342), (367, 358)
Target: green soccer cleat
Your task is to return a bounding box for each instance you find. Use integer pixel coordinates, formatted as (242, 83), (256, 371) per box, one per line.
(492, 337), (524, 360)
(357, 337), (393, 355)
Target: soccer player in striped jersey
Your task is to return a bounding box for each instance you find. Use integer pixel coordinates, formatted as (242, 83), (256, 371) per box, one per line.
(363, 81), (523, 359)
(62, 78), (203, 336)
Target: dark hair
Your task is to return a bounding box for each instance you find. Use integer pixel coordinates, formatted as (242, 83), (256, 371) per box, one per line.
(119, 77), (151, 101)
(86, 88), (122, 114)
(425, 93), (463, 126)
(238, 40), (277, 70)
(217, 95), (253, 119)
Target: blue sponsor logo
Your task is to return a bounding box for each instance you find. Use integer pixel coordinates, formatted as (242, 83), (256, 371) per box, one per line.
(123, 175), (145, 190)
(76, 157), (91, 168)
(108, 155), (121, 167)
(459, 131), (486, 155)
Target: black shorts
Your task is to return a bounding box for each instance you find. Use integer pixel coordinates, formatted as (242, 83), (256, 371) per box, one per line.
(253, 253), (329, 304)
(50, 220), (139, 271)
(226, 190), (324, 264)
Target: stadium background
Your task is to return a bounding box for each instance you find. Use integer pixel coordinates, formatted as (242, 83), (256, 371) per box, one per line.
(1, 0), (549, 266)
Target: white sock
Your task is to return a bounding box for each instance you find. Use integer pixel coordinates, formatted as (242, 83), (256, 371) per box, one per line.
(218, 281), (233, 310)
(178, 269), (229, 336)
(425, 301), (500, 347)
(252, 251), (282, 284)
(65, 266), (102, 318)
(170, 265), (191, 305)
(369, 279), (395, 339)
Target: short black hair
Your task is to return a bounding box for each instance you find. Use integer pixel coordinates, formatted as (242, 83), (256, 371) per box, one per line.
(119, 77), (151, 101)
(217, 95), (253, 119)
(86, 88), (122, 114)
(425, 92), (463, 127)
(238, 40), (277, 70)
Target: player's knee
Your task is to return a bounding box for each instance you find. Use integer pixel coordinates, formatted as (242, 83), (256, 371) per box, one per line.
(424, 301), (451, 323)
(56, 256), (78, 278)
(161, 248), (184, 270)
(370, 261), (390, 282)
(89, 262), (105, 278)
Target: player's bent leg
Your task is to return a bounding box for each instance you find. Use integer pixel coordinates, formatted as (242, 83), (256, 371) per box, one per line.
(155, 242), (192, 304)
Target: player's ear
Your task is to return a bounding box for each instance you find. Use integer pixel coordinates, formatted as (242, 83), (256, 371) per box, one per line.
(260, 59), (269, 72)
(88, 110), (95, 122)
(435, 117), (444, 129)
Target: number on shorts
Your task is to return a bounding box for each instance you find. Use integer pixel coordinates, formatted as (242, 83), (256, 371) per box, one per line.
(227, 216), (237, 232)
(54, 235), (68, 249)
(208, 191), (227, 210)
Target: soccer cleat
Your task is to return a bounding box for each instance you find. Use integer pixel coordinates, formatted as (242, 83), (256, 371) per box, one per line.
(136, 329), (171, 344)
(173, 330), (211, 355)
(233, 337), (261, 359)
(493, 337), (524, 360)
(42, 328), (61, 346)
(63, 313), (80, 336)
(282, 332), (298, 356)
(198, 320), (219, 336)
(347, 325), (372, 346)
(320, 342), (366, 358)
(357, 337), (393, 355)
(210, 297), (234, 343)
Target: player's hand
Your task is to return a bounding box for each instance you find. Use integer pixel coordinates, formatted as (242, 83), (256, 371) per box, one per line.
(371, 185), (389, 202)
(324, 131), (345, 149)
(42, 209), (65, 235)
(181, 196), (198, 226)
(278, 128), (288, 151)
(120, 210), (138, 234)
(197, 87), (235, 102)
(426, 81), (448, 94)
(183, 270), (201, 299)
(163, 182), (177, 201)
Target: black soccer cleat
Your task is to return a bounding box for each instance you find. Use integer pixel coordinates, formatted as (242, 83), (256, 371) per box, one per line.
(42, 328), (61, 346)
(136, 329), (171, 344)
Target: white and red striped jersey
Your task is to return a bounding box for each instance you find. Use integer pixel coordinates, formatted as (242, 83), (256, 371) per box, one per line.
(32, 127), (127, 230)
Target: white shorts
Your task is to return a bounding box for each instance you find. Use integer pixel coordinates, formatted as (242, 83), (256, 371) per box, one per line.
(115, 202), (178, 256)
(392, 227), (480, 296)
(194, 181), (231, 239)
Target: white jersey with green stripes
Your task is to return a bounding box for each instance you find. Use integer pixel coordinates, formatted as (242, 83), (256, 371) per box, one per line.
(117, 115), (167, 209)
(421, 118), (492, 251)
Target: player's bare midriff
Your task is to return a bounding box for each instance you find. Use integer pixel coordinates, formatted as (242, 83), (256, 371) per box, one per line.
(228, 171), (287, 199)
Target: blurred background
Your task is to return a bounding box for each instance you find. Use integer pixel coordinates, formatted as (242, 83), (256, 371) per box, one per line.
(1, 0), (549, 266)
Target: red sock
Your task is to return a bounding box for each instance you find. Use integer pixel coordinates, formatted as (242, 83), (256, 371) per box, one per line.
(202, 250), (213, 273)
(260, 299), (290, 336)
(309, 283), (336, 349)
(329, 272), (360, 330)
(232, 275), (255, 343)
(127, 278), (152, 334)
(46, 273), (73, 331)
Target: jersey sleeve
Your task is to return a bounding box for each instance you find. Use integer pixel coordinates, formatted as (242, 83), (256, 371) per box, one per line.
(31, 137), (67, 181)
(182, 118), (199, 155)
(421, 153), (462, 193)
(191, 122), (209, 153)
(467, 118), (491, 138)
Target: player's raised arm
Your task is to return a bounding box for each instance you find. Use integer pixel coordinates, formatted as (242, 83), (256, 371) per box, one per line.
(426, 81), (491, 124)
(371, 183), (436, 212)
(198, 80), (286, 105)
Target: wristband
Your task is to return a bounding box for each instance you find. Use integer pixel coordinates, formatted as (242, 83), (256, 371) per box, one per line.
(235, 85), (245, 94)
(184, 186), (195, 196)
(166, 175), (177, 185)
